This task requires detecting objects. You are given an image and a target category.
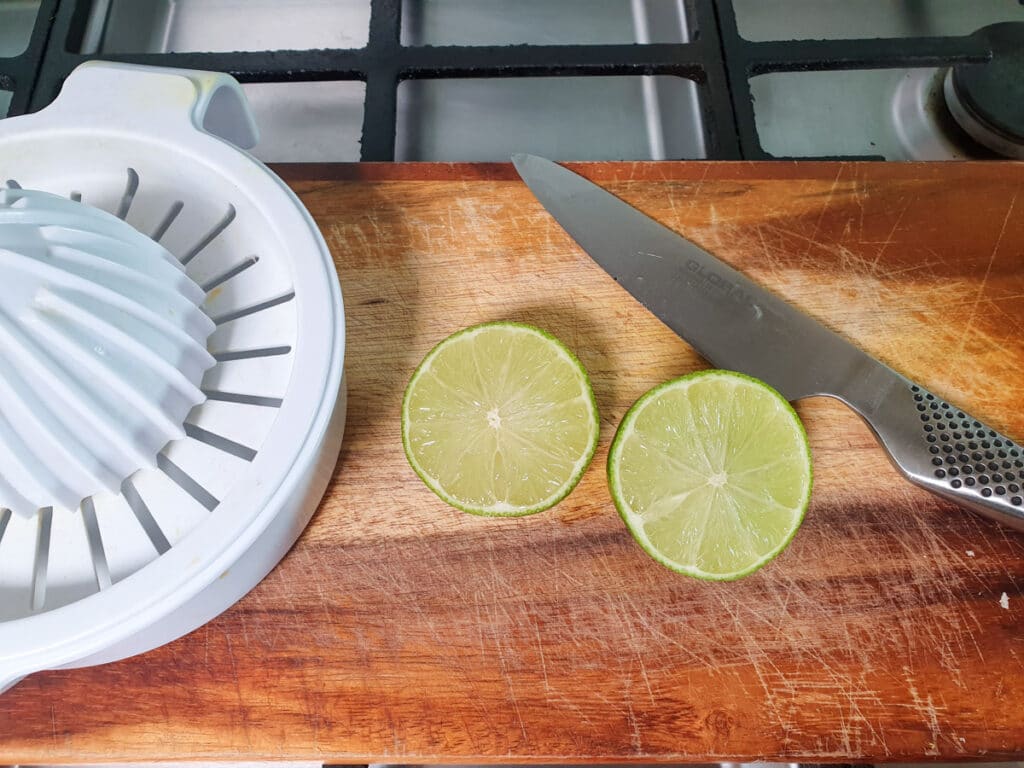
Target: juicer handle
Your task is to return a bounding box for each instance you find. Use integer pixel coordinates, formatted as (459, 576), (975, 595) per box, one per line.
(40, 60), (259, 150)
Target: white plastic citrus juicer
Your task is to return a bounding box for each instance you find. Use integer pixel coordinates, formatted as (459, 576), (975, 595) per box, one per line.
(0, 61), (346, 691)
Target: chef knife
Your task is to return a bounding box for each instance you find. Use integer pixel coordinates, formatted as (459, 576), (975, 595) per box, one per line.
(512, 153), (1024, 532)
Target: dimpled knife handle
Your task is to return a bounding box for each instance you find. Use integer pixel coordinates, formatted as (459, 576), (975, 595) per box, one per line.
(866, 376), (1024, 531)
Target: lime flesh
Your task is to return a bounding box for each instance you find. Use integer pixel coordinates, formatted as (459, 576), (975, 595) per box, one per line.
(608, 370), (812, 580)
(403, 322), (599, 516)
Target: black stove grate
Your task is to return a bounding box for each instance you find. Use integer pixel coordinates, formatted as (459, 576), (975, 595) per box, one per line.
(0, 0), (1001, 161)
(0, 0), (60, 119)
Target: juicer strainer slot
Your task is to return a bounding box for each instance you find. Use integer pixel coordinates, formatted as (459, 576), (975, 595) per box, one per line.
(212, 345), (290, 361)
(155, 454), (219, 511)
(201, 255), (259, 292)
(210, 291), (295, 326)
(181, 204), (236, 265)
(115, 168), (138, 220)
(151, 200), (183, 241)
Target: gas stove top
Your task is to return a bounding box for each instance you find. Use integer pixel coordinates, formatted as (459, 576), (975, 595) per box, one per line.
(1, 0), (1022, 163)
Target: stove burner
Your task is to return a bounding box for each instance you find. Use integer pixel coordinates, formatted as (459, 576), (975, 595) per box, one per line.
(945, 22), (1024, 159)
(891, 69), (984, 161)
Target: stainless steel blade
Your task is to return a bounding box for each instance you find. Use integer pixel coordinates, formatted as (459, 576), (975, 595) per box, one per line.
(512, 154), (1024, 533)
(512, 153), (883, 403)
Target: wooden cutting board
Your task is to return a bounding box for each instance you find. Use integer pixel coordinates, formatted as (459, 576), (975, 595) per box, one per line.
(3, 162), (1024, 763)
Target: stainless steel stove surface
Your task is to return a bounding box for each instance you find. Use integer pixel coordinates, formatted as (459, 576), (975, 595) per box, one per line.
(739, 1), (1024, 160)
(0, 0), (1022, 162)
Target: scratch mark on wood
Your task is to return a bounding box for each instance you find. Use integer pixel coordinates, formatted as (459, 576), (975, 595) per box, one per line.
(625, 698), (643, 754)
(904, 667), (943, 756)
(869, 202), (908, 272)
(802, 166), (843, 258)
(534, 620), (550, 691)
(955, 191), (1018, 359)
(688, 164), (711, 215)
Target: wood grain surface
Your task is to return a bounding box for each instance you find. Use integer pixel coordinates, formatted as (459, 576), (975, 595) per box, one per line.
(3, 162), (1024, 763)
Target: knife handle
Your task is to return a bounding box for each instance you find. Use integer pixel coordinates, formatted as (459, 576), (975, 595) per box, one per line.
(854, 374), (1024, 531)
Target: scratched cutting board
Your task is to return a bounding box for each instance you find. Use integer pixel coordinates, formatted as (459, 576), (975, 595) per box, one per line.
(2, 162), (1024, 763)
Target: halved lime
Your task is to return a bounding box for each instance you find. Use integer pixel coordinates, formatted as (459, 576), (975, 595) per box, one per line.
(608, 370), (812, 580)
(402, 322), (599, 516)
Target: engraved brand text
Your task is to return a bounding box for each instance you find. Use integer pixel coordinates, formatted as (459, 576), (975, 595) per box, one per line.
(685, 259), (750, 304)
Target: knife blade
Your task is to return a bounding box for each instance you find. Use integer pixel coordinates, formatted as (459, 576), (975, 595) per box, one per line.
(512, 153), (1024, 532)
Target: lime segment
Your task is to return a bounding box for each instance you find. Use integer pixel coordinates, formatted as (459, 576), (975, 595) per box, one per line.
(403, 322), (599, 516)
(608, 370), (812, 579)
